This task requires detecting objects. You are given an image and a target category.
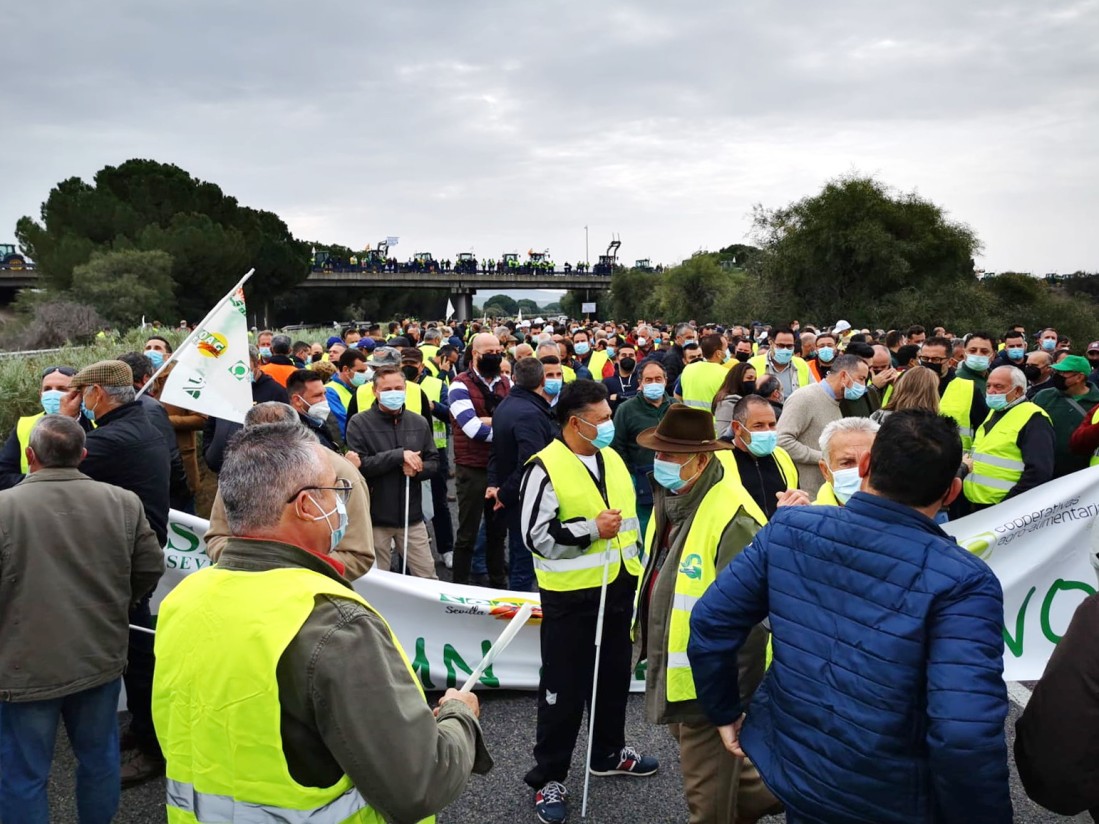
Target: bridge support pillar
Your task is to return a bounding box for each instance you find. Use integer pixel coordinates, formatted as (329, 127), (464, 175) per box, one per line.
(451, 289), (475, 323)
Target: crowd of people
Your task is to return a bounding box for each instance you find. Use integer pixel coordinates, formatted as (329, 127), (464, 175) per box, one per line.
(1, 312), (1098, 822)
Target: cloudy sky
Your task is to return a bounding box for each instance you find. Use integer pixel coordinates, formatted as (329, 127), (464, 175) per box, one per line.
(4, 0), (1097, 276)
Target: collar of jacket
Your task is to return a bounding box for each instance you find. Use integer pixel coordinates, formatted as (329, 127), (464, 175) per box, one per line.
(18, 467), (87, 484)
(215, 537), (351, 585)
(660, 455), (723, 523)
(95, 400), (143, 427)
(369, 403), (407, 422)
(843, 492), (947, 538)
(267, 354), (295, 366)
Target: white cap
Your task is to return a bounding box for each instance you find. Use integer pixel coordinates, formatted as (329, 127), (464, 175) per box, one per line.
(833, 319), (852, 334)
(544, 324), (554, 334)
(533, 317), (545, 325)
(520, 320), (531, 328)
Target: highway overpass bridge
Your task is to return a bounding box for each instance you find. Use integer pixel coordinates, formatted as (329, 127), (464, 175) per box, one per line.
(0, 267), (612, 321)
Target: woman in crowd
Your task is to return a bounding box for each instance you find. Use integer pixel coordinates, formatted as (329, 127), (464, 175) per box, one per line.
(712, 361), (757, 437)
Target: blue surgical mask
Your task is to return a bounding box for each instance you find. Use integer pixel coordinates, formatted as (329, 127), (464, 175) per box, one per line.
(579, 417), (615, 449)
(653, 457), (697, 492)
(817, 346), (835, 363)
(351, 371), (369, 387)
(642, 382), (666, 401)
(830, 466), (863, 504)
(607, 347), (617, 358)
(773, 347), (794, 365)
(1006, 347), (1025, 361)
(574, 341), (590, 356)
(379, 389), (406, 410)
(844, 381), (868, 401)
(81, 395), (96, 422)
(309, 493), (348, 552)
(1041, 338), (1057, 352)
(743, 429), (778, 458)
(41, 389), (65, 416)
(259, 346), (272, 358)
(544, 378), (563, 396)
(986, 392), (1009, 410)
(965, 354), (990, 372)
(144, 349), (165, 368)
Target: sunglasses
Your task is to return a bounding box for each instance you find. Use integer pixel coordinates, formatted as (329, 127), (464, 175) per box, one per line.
(42, 366), (76, 378)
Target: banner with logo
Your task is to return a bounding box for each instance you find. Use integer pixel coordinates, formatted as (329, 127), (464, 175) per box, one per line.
(157, 467), (1099, 689)
(159, 274), (253, 423)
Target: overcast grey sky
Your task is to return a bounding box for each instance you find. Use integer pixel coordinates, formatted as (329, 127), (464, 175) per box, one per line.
(3, 0), (1097, 274)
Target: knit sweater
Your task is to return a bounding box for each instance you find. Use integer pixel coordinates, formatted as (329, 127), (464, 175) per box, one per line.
(775, 383), (842, 497)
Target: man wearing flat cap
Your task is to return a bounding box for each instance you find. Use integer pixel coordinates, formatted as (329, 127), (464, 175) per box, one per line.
(66, 359), (172, 785)
(633, 403), (781, 824)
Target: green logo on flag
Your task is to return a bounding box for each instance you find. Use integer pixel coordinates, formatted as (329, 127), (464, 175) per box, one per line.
(183, 375), (206, 400)
(228, 360), (249, 381)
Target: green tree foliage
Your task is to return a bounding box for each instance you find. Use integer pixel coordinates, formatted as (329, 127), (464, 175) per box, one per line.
(658, 254), (739, 321)
(17, 160), (309, 318)
(516, 298), (541, 314)
(70, 249), (177, 328)
(609, 267), (662, 321)
(483, 294), (519, 315)
(751, 175), (979, 326)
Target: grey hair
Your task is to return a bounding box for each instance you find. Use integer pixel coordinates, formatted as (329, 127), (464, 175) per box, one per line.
(830, 354), (865, 378)
(674, 322), (692, 337)
(248, 344), (260, 364)
(245, 401), (300, 428)
(513, 356), (544, 390)
(220, 423), (324, 535)
(535, 342), (560, 359)
(996, 366), (1028, 394)
(732, 394), (773, 424)
(29, 415), (85, 468)
(102, 385), (136, 404)
(819, 417), (880, 464)
(423, 328), (442, 343)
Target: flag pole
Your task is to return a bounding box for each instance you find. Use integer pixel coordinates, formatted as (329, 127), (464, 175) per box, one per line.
(581, 540), (613, 819)
(136, 268), (255, 399)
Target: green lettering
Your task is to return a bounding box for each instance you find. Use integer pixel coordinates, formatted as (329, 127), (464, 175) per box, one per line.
(443, 640), (499, 690)
(412, 637), (435, 690)
(1002, 586), (1036, 658)
(166, 522), (200, 554)
(1040, 579), (1096, 644)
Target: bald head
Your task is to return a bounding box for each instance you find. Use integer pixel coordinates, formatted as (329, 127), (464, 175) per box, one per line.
(472, 332), (502, 354)
(514, 343), (534, 360)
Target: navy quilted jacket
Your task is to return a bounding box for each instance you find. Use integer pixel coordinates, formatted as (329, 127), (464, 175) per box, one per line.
(688, 492), (1012, 823)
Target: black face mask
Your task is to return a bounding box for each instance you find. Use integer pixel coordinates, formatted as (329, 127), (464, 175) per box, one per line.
(620, 357), (636, 372)
(920, 360), (944, 377)
(735, 352), (751, 363)
(1023, 365), (1043, 384)
(742, 380), (757, 395)
(401, 365), (420, 382)
(310, 353), (322, 363)
(478, 353), (503, 377)
(1052, 372), (1070, 392)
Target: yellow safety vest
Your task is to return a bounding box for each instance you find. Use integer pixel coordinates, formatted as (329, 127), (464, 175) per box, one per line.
(963, 401), (1051, 506)
(562, 364), (577, 384)
(715, 446), (799, 491)
(529, 439), (642, 592)
(879, 383), (894, 408)
(587, 350), (610, 380)
(153, 566), (431, 824)
(1091, 406), (1099, 467)
(640, 472), (767, 702)
(16, 412), (44, 474)
(940, 378), (976, 451)
(420, 376), (448, 449)
(680, 362), (728, 410)
(813, 482), (840, 506)
(419, 344), (439, 363)
(355, 383), (424, 417)
(325, 379), (353, 411)
(748, 355), (813, 390)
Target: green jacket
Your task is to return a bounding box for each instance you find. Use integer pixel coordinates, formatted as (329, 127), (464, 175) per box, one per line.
(611, 393), (671, 473)
(1033, 385), (1099, 478)
(955, 363), (990, 396)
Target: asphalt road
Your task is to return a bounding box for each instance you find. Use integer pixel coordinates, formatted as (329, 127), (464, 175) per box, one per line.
(40, 691), (1085, 823)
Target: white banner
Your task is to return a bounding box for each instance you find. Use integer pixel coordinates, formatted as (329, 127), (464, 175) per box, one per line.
(156, 468), (1099, 689)
(159, 280), (253, 423)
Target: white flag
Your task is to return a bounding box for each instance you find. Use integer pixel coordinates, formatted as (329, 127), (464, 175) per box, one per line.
(446, 298), (456, 319)
(159, 275), (254, 423)
(517, 308), (523, 322)
(387, 235), (399, 246)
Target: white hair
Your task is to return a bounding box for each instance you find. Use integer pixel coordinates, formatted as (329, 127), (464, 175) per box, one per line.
(819, 417), (880, 464)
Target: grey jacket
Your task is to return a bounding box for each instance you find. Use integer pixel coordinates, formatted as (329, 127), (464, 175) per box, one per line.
(215, 539), (491, 823)
(0, 468), (164, 702)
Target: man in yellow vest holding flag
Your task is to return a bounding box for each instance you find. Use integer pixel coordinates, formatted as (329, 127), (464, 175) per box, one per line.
(152, 423), (491, 823)
(633, 404), (783, 824)
(519, 379), (658, 824)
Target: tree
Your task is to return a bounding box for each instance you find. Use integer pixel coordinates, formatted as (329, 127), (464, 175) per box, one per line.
(657, 254), (739, 321)
(751, 175), (980, 325)
(482, 294), (518, 315)
(70, 249), (177, 328)
(609, 268), (661, 321)
(516, 298), (541, 314)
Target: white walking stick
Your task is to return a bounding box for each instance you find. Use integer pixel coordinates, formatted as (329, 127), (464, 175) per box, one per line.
(459, 603), (535, 692)
(581, 540), (613, 819)
(402, 474), (411, 575)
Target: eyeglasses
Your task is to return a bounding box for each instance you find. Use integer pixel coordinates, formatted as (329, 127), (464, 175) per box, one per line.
(286, 477), (352, 505)
(920, 356), (947, 365)
(42, 366), (76, 378)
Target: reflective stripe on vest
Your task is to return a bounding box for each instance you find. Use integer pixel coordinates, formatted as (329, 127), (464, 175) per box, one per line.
(420, 376), (447, 448)
(940, 378), (976, 450)
(153, 567), (430, 824)
(715, 447), (798, 492)
(355, 383), (424, 417)
(748, 355), (813, 389)
(963, 401), (1051, 505)
(680, 362), (728, 410)
(654, 473), (767, 702)
(529, 439), (641, 592)
(16, 413), (44, 474)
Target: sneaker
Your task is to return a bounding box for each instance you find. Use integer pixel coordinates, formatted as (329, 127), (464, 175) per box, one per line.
(120, 748), (165, 787)
(534, 781), (568, 823)
(588, 745), (659, 777)
(442, 552), (453, 569)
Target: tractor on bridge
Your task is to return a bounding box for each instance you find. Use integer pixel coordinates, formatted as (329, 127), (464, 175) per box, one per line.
(527, 249), (554, 273)
(500, 252), (521, 273)
(454, 252), (478, 274)
(409, 252), (439, 273)
(0, 244), (27, 271)
(593, 235), (622, 276)
(634, 258), (654, 272)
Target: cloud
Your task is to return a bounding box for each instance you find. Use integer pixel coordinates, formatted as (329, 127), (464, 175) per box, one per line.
(3, 0), (1097, 277)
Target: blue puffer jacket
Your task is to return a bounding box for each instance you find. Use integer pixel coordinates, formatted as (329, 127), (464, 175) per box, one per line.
(688, 492), (1012, 823)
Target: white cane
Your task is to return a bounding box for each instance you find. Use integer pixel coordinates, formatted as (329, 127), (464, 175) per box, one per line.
(402, 474), (411, 576)
(581, 538), (614, 819)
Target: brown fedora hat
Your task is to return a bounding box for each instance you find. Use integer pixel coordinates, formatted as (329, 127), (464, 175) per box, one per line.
(636, 404), (733, 453)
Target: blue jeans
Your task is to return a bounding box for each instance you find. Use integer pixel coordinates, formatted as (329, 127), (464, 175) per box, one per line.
(472, 521), (489, 576)
(507, 507), (535, 592)
(0, 678), (122, 824)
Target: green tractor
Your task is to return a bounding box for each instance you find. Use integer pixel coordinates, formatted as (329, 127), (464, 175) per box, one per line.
(455, 251), (478, 274)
